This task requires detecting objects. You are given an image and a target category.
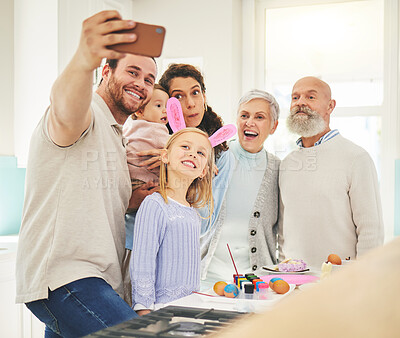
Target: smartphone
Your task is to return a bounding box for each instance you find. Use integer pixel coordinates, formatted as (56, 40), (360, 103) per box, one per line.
(109, 22), (166, 58)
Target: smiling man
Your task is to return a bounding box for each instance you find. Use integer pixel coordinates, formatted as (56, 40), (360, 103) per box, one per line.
(97, 56), (156, 124)
(16, 10), (158, 337)
(278, 76), (384, 269)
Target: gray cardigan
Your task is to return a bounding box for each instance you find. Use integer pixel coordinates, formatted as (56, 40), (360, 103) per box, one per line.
(200, 150), (280, 279)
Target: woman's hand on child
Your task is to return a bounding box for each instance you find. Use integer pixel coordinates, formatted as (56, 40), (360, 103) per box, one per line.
(136, 309), (151, 316)
(213, 163), (219, 176)
(127, 182), (159, 212)
(137, 148), (163, 170)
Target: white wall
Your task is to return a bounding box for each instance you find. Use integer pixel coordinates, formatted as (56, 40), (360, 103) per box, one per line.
(58, 0), (134, 74)
(0, 0), (14, 156)
(14, 0), (59, 167)
(130, 0), (242, 126)
(8, 0), (242, 166)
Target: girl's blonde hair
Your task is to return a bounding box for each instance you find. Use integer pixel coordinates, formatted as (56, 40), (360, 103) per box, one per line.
(159, 128), (214, 216)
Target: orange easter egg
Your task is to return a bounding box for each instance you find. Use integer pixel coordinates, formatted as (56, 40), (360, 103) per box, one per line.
(273, 280), (290, 294)
(213, 281), (228, 296)
(327, 254), (342, 265)
(269, 277), (283, 290)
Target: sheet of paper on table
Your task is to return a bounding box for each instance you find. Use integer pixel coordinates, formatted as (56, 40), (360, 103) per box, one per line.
(166, 284), (296, 313)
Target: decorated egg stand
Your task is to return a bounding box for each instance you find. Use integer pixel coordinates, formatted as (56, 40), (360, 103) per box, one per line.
(213, 244), (291, 300)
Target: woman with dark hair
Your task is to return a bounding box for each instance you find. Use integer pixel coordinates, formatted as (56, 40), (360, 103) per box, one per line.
(127, 62), (233, 244)
(159, 63), (228, 158)
(136, 63), (229, 169)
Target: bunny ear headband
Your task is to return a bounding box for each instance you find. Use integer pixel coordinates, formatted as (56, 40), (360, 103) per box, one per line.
(166, 97), (237, 147)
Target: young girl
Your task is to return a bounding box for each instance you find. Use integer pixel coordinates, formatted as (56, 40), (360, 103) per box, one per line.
(130, 127), (214, 315)
(130, 98), (236, 315)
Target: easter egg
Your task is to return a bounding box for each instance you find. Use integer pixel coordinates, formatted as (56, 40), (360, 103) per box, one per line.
(269, 277), (283, 289)
(223, 283), (239, 298)
(273, 280), (290, 294)
(327, 254), (342, 265)
(213, 281), (228, 296)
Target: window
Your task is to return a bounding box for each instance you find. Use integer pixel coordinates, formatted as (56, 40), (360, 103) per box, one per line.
(261, 0), (384, 175)
(248, 0), (399, 239)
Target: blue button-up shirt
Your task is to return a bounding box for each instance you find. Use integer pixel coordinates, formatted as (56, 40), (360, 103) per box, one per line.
(296, 129), (340, 148)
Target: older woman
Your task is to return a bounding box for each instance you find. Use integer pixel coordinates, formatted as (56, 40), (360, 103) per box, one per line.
(200, 89), (280, 286)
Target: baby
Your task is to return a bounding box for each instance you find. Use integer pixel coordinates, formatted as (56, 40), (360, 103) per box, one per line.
(123, 84), (170, 191)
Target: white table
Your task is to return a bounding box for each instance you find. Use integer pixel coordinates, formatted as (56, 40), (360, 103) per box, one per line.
(166, 267), (322, 313)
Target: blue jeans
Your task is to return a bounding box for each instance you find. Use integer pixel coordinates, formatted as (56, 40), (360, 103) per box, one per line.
(26, 277), (137, 337)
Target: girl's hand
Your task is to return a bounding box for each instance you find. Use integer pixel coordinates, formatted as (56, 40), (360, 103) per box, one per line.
(137, 148), (163, 170)
(136, 309), (151, 316)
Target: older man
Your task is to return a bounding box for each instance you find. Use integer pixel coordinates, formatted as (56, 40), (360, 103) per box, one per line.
(16, 10), (157, 337)
(278, 76), (384, 269)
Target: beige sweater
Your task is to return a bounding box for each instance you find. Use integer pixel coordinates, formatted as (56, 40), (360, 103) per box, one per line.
(278, 135), (384, 269)
(16, 94), (131, 303)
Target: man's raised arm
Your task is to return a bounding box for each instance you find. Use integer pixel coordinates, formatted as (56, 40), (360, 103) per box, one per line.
(48, 10), (137, 146)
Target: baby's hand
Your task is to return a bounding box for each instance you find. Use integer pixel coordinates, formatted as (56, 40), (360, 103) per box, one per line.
(136, 148), (162, 170)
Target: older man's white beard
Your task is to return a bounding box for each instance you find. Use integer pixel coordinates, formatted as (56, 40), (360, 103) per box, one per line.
(286, 106), (327, 137)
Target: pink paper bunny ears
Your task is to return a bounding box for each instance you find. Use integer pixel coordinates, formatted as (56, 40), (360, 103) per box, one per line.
(166, 97), (237, 147)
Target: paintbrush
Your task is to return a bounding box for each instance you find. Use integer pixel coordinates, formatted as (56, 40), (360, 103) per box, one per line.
(226, 243), (239, 276)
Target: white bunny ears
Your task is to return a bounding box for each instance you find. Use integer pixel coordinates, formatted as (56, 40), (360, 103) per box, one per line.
(166, 97), (237, 148)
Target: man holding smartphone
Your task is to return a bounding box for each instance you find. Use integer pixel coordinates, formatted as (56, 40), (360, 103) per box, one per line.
(15, 10), (158, 337)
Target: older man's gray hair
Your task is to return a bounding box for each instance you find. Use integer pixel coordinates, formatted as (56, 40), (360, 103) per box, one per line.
(238, 89), (280, 124)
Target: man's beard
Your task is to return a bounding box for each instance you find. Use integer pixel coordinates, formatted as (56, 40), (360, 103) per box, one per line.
(286, 106), (326, 137)
(106, 76), (141, 117)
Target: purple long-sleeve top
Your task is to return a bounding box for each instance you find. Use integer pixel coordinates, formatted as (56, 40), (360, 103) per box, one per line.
(130, 193), (201, 308)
